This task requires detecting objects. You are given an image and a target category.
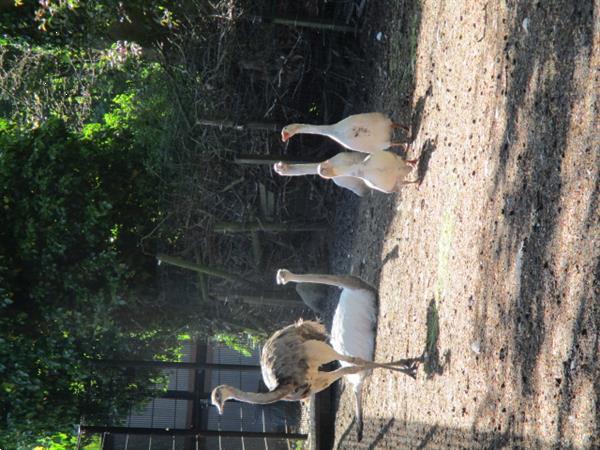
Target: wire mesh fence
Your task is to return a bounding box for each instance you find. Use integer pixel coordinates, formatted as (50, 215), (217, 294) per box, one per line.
(81, 340), (306, 450)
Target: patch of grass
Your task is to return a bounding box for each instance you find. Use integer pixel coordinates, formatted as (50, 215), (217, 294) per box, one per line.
(424, 298), (444, 377)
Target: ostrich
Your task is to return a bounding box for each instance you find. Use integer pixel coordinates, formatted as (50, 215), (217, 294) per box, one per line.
(274, 150), (419, 196)
(211, 269), (421, 441)
(273, 152), (370, 197)
(318, 150), (420, 193)
(281, 112), (410, 153)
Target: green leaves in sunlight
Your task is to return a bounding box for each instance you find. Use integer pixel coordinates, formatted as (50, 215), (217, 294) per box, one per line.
(0, 55), (177, 449)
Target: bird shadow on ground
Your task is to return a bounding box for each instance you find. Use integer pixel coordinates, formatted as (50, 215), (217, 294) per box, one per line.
(416, 136), (437, 184)
(422, 298), (450, 378)
(410, 84), (432, 140)
(366, 417), (396, 450)
(335, 417), (396, 450)
(334, 416), (358, 449)
(376, 244), (399, 275)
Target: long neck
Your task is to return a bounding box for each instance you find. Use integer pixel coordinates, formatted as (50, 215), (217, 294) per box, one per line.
(295, 123), (336, 138)
(226, 386), (288, 405)
(285, 272), (373, 291)
(281, 163), (319, 176)
(286, 273), (347, 288)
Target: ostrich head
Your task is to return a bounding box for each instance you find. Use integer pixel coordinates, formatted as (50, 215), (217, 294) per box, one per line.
(275, 268), (293, 285)
(273, 161), (289, 175)
(281, 124), (301, 142)
(211, 385), (235, 414)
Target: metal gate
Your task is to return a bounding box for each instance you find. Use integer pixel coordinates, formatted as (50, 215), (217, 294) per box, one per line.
(80, 340), (306, 450)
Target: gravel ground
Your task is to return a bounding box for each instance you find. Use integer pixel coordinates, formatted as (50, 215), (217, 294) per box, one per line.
(324, 1), (599, 448)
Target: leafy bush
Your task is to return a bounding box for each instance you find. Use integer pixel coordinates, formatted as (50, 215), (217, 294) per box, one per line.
(0, 36), (157, 130)
(0, 0), (182, 46)
(213, 331), (265, 357)
(0, 61), (177, 447)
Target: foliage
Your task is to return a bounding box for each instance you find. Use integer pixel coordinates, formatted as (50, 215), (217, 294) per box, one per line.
(0, 36), (147, 130)
(0, 55), (177, 447)
(0, 0), (330, 446)
(34, 432), (102, 450)
(213, 331), (264, 357)
(0, 0), (183, 46)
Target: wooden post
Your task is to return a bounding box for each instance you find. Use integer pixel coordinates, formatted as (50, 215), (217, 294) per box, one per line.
(211, 289), (302, 307)
(196, 119), (281, 132)
(156, 254), (258, 287)
(214, 221), (328, 233)
(234, 154), (318, 165)
(246, 14), (355, 33)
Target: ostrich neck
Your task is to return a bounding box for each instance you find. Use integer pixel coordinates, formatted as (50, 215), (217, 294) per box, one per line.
(227, 386), (289, 405)
(297, 124), (336, 138)
(286, 273), (348, 288)
(281, 163), (319, 176)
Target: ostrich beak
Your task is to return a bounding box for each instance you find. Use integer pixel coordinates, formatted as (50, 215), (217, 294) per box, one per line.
(281, 131), (290, 142)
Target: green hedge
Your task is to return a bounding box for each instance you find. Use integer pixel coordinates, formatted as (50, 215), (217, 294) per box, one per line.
(0, 65), (177, 448)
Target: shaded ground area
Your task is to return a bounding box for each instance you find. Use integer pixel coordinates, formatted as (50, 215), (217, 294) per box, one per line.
(326, 1), (599, 448)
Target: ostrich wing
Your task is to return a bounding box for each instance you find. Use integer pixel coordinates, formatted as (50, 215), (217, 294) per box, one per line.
(328, 152), (368, 167)
(261, 320), (327, 391)
(333, 176), (371, 196)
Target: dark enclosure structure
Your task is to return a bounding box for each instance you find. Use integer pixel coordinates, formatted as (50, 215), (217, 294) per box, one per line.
(77, 2), (365, 448)
(81, 340), (306, 450)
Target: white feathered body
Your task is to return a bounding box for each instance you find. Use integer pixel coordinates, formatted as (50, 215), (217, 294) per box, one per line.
(329, 285), (377, 440)
(282, 112), (394, 153)
(327, 113), (394, 153)
(330, 286), (377, 387)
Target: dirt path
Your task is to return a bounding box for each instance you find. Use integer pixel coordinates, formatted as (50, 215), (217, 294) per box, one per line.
(329, 1), (598, 448)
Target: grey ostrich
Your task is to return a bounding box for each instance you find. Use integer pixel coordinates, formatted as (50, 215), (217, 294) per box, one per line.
(211, 269), (421, 442)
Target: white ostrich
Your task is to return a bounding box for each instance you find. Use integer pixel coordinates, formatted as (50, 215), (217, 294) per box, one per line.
(274, 150), (420, 196)
(273, 152), (370, 197)
(318, 150), (420, 193)
(281, 112), (410, 153)
(276, 269), (414, 441)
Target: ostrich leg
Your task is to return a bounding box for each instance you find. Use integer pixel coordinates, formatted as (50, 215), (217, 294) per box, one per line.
(303, 340), (418, 379)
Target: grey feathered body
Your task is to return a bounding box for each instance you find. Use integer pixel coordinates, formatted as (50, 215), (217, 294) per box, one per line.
(260, 320), (327, 400)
